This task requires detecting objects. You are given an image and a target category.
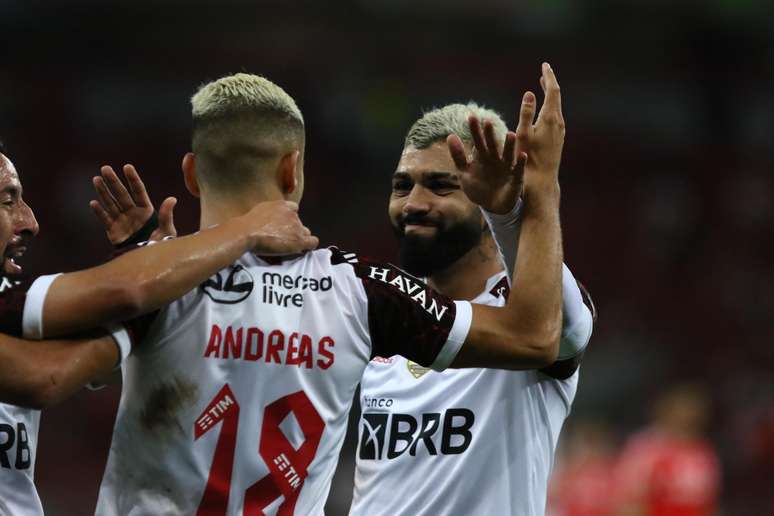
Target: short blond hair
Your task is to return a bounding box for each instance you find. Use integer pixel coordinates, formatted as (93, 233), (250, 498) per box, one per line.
(191, 72), (303, 125)
(190, 73), (305, 191)
(405, 102), (507, 150)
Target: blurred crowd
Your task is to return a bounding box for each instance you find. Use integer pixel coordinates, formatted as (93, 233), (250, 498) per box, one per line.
(1, 1), (772, 514)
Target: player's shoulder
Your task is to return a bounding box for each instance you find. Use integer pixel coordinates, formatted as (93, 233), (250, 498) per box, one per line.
(327, 246), (421, 283)
(327, 246), (362, 266)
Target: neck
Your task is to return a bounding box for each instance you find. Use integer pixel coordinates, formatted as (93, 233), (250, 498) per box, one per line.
(427, 232), (503, 300)
(199, 186), (285, 229)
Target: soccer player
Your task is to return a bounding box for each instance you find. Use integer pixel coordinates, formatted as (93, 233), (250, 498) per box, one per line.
(0, 144), (317, 515)
(615, 384), (720, 516)
(91, 64), (567, 514)
(348, 102), (594, 515)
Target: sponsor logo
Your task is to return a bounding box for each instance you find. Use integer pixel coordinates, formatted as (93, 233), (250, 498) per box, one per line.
(201, 265), (254, 304)
(0, 422), (31, 470)
(367, 266), (450, 322)
(489, 276), (510, 300)
(371, 356), (394, 365)
(407, 361), (431, 379)
(358, 408), (474, 460)
(261, 272), (332, 308)
(362, 396), (394, 409)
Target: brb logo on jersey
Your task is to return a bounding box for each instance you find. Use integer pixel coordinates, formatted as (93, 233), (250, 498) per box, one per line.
(358, 409), (474, 460)
(201, 265), (254, 304)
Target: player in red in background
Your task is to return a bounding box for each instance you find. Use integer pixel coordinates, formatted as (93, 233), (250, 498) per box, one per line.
(548, 420), (619, 516)
(616, 384), (721, 516)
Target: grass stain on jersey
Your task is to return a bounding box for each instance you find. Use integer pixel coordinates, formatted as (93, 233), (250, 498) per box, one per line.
(140, 376), (199, 435)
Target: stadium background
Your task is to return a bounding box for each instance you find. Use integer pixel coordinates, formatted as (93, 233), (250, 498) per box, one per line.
(1, 1), (772, 514)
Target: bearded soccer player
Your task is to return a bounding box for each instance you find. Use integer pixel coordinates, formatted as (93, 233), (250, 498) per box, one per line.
(349, 103), (594, 515)
(0, 142), (317, 515)
(91, 64), (566, 514)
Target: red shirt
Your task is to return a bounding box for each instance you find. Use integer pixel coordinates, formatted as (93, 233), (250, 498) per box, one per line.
(549, 455), (618, 516)
(617, 429), (720, 516)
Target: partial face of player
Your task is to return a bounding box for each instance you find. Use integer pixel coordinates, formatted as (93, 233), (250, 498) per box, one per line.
(0, 154), (39, 274)
(389, 142), (485, 276)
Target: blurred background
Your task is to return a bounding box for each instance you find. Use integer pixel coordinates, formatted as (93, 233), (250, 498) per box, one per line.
(1, 0), (772, 514)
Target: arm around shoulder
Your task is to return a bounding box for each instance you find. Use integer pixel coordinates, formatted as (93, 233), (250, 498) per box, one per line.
(0, 331), (120, 409)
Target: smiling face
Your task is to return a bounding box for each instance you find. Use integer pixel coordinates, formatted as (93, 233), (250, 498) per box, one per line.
(388, 142), (484, 276)
(0, 154), (39, 274)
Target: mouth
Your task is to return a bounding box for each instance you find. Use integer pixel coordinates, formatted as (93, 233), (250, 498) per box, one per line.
(403, 223), (438, 235)
(3, 242), (27, 275)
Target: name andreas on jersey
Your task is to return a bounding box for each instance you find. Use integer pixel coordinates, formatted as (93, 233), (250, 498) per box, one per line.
(96, 247), (473, 515)
(202, 324), (335, 369)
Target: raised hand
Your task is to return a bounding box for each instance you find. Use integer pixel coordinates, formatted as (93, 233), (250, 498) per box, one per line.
(90, 164), (177, 245)
(240, 201), (319, 256)
(447, 115), (525, 215)
(516, 62), (565, 190)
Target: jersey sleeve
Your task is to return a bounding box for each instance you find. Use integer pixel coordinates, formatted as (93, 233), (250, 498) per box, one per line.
(540, 273), (596, 380)
(0, 273), (61, 338)
(330, 248), (472, 372)
(484, 200), (596, 378)
(481, 198), (523, 280)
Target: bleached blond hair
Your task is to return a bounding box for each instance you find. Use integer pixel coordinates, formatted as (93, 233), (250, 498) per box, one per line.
(405, 102), (507, 150)
(191, 73), (303, 125)
(190, 73), (305, 191)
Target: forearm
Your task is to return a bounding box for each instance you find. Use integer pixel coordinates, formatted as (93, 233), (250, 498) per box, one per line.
(457, 183), (563, 369)
(0, 332), (119, 409)
(507, 184), (563, 353)
(42, 217), (252, 337)
(487, 203), (591, 360)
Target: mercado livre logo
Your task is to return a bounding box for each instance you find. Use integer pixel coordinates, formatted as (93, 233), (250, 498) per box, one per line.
(200, 265), (254, 304)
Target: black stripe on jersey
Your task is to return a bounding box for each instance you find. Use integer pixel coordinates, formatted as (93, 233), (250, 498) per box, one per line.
(329, 247), (457, 368)
(0, 275), (32, 336)
(577, 280), (597, 322)
(540, 350), (584, 380)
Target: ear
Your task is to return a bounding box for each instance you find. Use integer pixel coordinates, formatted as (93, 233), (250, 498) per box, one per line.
(278, 150), (300, 197)
(181, 152), (200, 198)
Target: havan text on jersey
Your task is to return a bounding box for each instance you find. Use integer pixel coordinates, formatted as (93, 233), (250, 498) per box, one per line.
(367, 267), (449, 322)
(358, 408), (475, 460)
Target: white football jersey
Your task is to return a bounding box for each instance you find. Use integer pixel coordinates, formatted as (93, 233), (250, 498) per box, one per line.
(0, 273), (61, 516)
(95, 247), (472, 515)
(350, 269), (593, 516)
(0, 404), (40, 516)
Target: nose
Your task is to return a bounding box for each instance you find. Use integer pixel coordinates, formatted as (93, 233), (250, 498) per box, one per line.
(15, 200), (39, 238)
(402, 184), (432, 217)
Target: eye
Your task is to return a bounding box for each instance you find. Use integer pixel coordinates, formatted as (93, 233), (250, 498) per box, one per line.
(392, 179), (412, 196)
(428, 180), (459, 195)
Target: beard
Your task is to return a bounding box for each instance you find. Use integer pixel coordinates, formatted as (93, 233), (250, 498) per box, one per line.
(393, 212), (484, 277)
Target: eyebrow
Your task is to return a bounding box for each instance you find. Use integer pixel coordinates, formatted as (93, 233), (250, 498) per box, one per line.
(392, 170), (460, 182)
(422, 171), (459, 182)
